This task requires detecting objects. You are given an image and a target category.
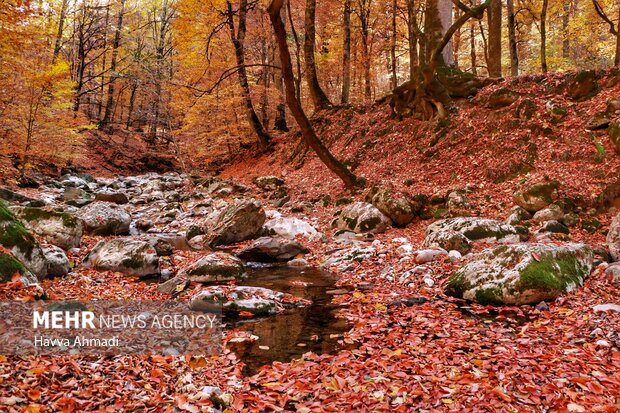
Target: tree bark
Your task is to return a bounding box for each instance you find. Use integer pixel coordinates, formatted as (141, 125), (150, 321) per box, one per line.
(470, 21), (477, 75)
(101, 0), (126, 129)
(268, 0), (361, 188)
(438, 0), (453, 66)
(407, 0), (418, 80)
(507, 0), (519, 76)
(358, 0), (372, 100)
(52, 0), (69, 62)
(592, 0), (620, 66)
(541, 0), (548, 73)
(562, 2), (570, 59)
(273, 0), (288, 131)
(487, 0), (502, 77)
(341, 0), (352, 103)
(227, 0), (271, 148)
(303, 0), (332, 110)
(617, 6), (620, 66)
(390, 0), (398, 89)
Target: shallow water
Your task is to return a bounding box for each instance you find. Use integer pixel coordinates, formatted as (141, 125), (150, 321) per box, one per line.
(227, 266), (351, 375)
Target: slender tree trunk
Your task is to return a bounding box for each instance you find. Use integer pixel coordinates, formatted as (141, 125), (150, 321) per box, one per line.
(273, 0), (288, 131)
(470, 21), (477, 75)
(407, 0), (418, 80)
(98, 4), (110, 119)
(562, 2), (570, 59)
(438, 0), (453, 66)
(507, 0), (519, 76)
(616, 6), (620, 66)
(53, 0), (68, 62)
(303, 0), (332, 110)
(541, 0), (548, 73)
(487, 0), (502, 77)
(390, 0), (398, 89)
(126, 81), (138, 128)
(453, 5), (461, 68)
(227, 0), (271, 148)
(359, 0), (372, 100)
(101, 0), (126, 128)
(268, 0), (360, 188)
(286, 0), (302, 98)
(342, 0), (352, 102)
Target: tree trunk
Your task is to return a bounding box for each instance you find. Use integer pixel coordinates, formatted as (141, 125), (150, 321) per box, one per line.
(487, 0), (502, 77)
(390, 0), (398, 89)
(470, 21), (477, 75)
(453, 5), (461, 68)
(562, 2), (570, 59)
(273, 0), (288, 131)
(268, 0), (361, 188)
(438, 0), (453, 66)
(616, 6), (620, 66)
(423, 0), (443, 66)
(407, 0), (418, 80)
(541, 0), (548, 73)
(303, 0), (332, 110)
(342, 0), (352, 103)
(52, 0), (68, 62)
(101, 0), (126, 129)
(126, 81), (138, 128)
(507, 0), (519, 76)
(286, 0), (302, 98)
(227, 0), (271, 148)
(359, 0), (372, 100)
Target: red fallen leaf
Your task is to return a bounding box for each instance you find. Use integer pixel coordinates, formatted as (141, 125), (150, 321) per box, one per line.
(26, 389), (41, 401)
(532, 253), (541, 262)
(238, 311), (255, 317)
(492, 387), (512, 402)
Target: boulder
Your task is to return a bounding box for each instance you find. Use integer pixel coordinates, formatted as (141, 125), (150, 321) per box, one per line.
(206, 200), (266, 247)
(513, 181), (559, 212)
(237, 237), (308, 262)
(425, 217), (520, 247)
(181, 252), (245, 283)
(366, 183), (416, 226)
(82, 238), (159, 276)
(42, 245), (70, 277)
(95, 191), (129, 204)
(333, 202), (391, 234)
(0, 188), (45, 207)
(608, 213), (620, 261)
(532, 204), (564, 223)
(585, 112), (610, 131)
(63, 187), (94, 207)
(609, 122), (620, 154)
(10, 207), (83, 250)
(538, 220), (570, 235)
(444, 243), (593, 305)
(190, 286), (282, 316)
(253, 176), (284, 191)
(0, 250), (38, 285)
(564, 70), (600, 101)
(506, 206), (532, 225)
(263, 216), (324, 241)
(76, 202), (131, 236)
(0, 203), (47, 278)
(423, 229), (471, 255)
(486, 88), (519, 109)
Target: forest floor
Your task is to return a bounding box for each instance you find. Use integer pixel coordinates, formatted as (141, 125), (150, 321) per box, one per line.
(0, 70), (619, 412)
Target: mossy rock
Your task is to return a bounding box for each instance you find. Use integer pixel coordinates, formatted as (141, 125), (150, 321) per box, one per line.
(182, 252), (245, 283)
(513, 181), (559, 212)
(609, 122), (620, 154)
(0, 203), (47, 278)
(564, 70), (600, 101)
(444, 243), (593, 305)
(581, 219), (602, 233)
(0, 250), (37, 285)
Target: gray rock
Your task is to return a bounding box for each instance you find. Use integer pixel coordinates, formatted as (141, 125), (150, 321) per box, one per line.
(444, 243), (593, 305)
(0, 250), (38, 285)
(76, 202), (131, 236)
(532, 204), (564, 223)
(82, 238), (159, 276)
(253, 176), (284, 191)
(10, 207), (83, 250)
(607, 213), (620, 261)
(0, 188), (45, 207)
(538, 220), (570, 235)
(506, 206), (532, 225)
(263, 216), (324, 241)
(513, 181), (559, 212)
(206, 199), (266, 247)
(63, 186), (94, 207)
(237, 237), (308, 262)
(181, 252), (245, 283)
(425, 217), (520, 254)
(95, 191), (129, 204)
(0, 203), (47, 279)
(415, 249), (448, 264)
(42, 245), (70, 277)
(366, 183), (416, 226)
(157, 275), (190, 295)
(333, 202), (391, 234)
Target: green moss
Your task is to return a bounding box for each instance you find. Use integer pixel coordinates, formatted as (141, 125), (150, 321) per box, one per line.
(359, 216), (381, 232)
(444, 271), (470, 298)
(518, 253), (584, 293)
(17, 207), (79, 228)
(0, 252), (28, 282)
(335, 198), (353, 206)
(121, 257), (145, 269)
(0, 204), (37, 260)
(474, 287), (503, 306)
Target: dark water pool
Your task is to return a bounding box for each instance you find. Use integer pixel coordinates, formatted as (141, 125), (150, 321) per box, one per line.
(226, 266), (351, 375)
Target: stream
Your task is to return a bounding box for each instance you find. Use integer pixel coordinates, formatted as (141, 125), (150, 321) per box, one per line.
(226, 266), (351, 375)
